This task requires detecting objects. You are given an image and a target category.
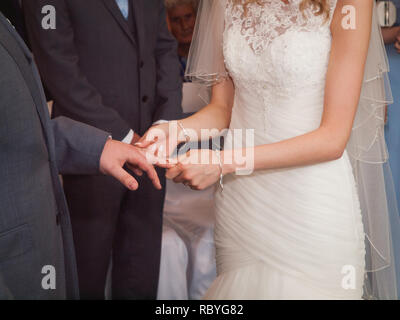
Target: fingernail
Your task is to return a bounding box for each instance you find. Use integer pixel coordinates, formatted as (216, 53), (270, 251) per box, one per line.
(130, 182), (137, 190)
(134, 142), (142, 146)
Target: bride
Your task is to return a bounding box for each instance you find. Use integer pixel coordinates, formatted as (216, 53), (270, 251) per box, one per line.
(139, 0), (399, 299)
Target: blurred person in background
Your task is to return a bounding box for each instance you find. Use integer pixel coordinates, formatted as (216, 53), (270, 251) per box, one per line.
(157, 0), (217, 300)
(165, 0), (197, 79)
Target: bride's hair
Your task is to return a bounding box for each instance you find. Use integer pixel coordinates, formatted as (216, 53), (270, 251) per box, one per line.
(234, 0), (330, 19)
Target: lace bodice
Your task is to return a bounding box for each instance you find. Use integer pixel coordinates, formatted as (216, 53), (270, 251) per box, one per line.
(226, 0), (336, 55)
(222, 0), (338, 141)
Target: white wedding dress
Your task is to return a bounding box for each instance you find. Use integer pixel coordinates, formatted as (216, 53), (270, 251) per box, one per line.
(203, 0), (367, 300)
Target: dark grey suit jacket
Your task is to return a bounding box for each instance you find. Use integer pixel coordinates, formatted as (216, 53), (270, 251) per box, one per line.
(0, 13), (109, 299)
(23, 0), (183, 140)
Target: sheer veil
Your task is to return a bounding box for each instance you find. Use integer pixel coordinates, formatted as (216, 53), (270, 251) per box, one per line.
(185, 0), (228, 85)
(185, 0), (400, 299)
(348, 0), (400, 300)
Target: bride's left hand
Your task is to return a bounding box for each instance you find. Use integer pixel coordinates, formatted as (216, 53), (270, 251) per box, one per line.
(164, 149), (223, 190)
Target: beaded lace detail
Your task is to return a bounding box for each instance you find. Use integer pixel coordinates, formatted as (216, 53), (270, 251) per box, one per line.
(221, 0), (338, 135)
(226, 0), (336, 55)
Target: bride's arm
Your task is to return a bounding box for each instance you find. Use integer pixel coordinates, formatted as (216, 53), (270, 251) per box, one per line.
(224, 0), (373, 174)
(178, 78), (235, 139)
(137, 77), (234, 154)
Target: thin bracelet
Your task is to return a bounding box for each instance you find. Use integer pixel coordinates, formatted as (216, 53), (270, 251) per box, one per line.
(177, 121), (191, 144)
(214, 145), (224, 191)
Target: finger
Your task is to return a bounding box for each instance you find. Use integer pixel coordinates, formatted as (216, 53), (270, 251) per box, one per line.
(177, 151), (191, 164)
(157, 144), (168, 158)
(126, 163), (143, 176)
(110, 166), (139, 191)
(173, 171), (187, 184)
(142, 149), (159, 165)
(166, 164), (184, 180)
(131, 153), (162, 190)
(147, 144), (162, 164)
(166, 156), (179, 165)
(142, 163), (162, 190)
(155, 161), (176, 169)
(188, 175), (203, 189)
(197, 178), (216, 191)
(145, 152), (174, 168)
(133, 169), (143, 176)
(135, 136), (158, 148)
(173, 168), (192, 184)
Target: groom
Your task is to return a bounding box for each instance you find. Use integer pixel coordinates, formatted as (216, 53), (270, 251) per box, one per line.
(0, 12), (162, 299)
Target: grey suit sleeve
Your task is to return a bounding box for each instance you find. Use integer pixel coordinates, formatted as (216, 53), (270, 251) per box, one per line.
(51, 116), (110, 175)
(152, 0), (183, 122)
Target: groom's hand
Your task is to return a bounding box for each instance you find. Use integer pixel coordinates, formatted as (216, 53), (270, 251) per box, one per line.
(99, 139), (162, 191)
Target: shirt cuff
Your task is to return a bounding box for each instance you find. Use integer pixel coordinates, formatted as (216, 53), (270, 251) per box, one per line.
(153, 120), (169, 126)
(121, 129), (134, 144)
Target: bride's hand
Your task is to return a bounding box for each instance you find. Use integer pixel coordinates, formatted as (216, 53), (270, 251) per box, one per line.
(135, 121), (185, 160)
(135, 122), (170, 157)
(165, 149), (223, 190)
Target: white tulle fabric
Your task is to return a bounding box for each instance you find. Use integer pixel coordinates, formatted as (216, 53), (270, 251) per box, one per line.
(186, 0), (398, 299)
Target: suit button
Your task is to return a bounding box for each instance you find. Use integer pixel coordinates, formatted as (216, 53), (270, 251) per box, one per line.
(140, 61), (144, 68)
(142, 96), (148, 103)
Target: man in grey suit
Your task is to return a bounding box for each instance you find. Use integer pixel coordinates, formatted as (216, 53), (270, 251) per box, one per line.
(0, 12), (162, 299)
(23, 0), (183, 299)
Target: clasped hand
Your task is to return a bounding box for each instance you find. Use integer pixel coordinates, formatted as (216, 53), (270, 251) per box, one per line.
(136, 124), (223, 190)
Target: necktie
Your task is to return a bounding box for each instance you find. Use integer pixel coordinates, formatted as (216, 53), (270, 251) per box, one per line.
(115, 0), (129, 20)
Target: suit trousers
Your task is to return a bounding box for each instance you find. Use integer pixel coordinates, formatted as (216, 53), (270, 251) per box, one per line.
(63, 167), (166, 299)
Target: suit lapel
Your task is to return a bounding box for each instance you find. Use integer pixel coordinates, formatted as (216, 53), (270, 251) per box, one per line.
(132, 0), (145, 58)
(101, 0), (136, 46)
